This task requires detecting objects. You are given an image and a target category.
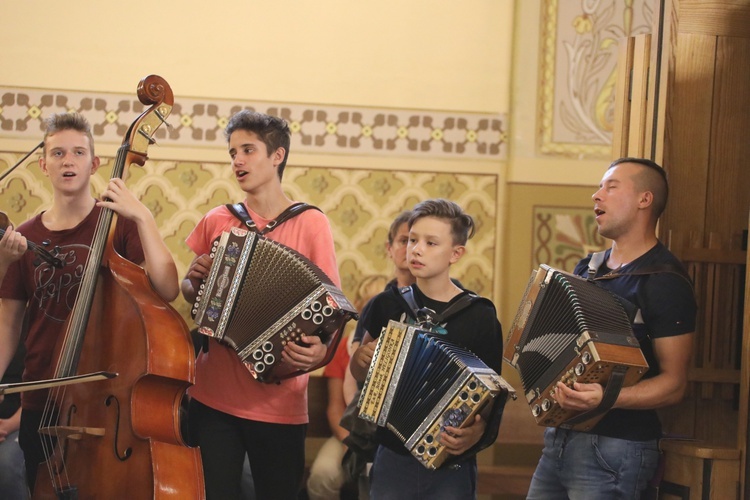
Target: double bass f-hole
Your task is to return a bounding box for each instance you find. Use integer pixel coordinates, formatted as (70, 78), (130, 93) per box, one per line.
(105, 395), (132, 462)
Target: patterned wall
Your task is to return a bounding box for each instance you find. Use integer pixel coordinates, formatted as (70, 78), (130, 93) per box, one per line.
(0, 86), (502, 323)
(0, 85), (506, 158)
(538, 0), (653, 156)
(532, 206), (608, 272)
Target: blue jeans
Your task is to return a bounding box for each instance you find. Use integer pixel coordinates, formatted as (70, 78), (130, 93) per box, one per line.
(369, 445), (476, 500)
(527, 428), (659, 500)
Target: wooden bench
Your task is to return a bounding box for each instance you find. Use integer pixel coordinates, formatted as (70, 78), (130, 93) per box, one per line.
(477, 464), (537, 497)
(475, 388), (542, 499)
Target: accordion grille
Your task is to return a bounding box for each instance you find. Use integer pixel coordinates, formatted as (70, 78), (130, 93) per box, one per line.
(515, 272), (633, 394)
(223, 237), (328, 348)
(388, 333), (486, 440)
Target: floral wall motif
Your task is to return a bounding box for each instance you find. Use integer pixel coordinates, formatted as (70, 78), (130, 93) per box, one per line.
(538, 0), (653, 156)
(531, 206), (608, 272)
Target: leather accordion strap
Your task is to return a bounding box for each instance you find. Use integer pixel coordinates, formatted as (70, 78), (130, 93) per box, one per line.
(396, 286), (478, 325)
(225, 202), (322, 235)
(560, 364), (628, 428)
(586, 250), (692, 286)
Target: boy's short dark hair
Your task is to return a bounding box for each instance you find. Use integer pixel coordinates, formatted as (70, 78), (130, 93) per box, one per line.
(43, 112), (95, 157)
(409, 199), (475, 245)
(609, 157), (669, 219)
(387, 211), (412, 245)
(225, 110), (291, 180)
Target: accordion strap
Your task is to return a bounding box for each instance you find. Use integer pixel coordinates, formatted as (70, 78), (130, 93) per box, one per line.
(225, 202), (322, 235)
(397, 286), (479, 326)
(560, 364), (628, 428)
(587, 250), (691, 285)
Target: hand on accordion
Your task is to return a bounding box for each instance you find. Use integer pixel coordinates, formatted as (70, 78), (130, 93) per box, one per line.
(281, 334), (327, 372)
(182, 253), (213, 302)
(351, 341), (375, 372)
(553, 381), (605, 411)
(438, 414), (487, 456)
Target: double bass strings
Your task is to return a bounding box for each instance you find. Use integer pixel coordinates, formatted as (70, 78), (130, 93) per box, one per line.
(38, 140), (126, 493)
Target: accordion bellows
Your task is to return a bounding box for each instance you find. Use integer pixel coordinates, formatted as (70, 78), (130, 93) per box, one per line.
(192, 228), (357, 382)
(504, 265), (648, 430)
(359, 320), (515, 469)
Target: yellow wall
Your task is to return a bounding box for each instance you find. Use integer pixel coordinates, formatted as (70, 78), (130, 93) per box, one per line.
(0, 0), (518, 321)
(0, 0), (627, 347)
(0, 0), (512, 113)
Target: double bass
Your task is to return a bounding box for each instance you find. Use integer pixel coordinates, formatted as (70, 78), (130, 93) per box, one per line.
(32, 76), (205, 499)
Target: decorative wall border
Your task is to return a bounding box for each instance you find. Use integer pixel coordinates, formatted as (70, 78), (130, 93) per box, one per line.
(0, 86), (507, 160)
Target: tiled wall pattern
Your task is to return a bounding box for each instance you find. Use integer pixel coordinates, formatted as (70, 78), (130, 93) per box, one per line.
(0, 86), (507, 159)
(0, 86), (503, 322)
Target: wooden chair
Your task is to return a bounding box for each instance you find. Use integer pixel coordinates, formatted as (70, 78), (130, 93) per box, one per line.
(657, 231), (747, 499)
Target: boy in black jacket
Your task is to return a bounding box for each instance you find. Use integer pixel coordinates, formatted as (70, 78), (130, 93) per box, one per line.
(350, 199), (503, 500)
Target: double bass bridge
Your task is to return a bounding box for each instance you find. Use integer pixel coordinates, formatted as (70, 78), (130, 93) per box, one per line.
(38, 425), (105, 441)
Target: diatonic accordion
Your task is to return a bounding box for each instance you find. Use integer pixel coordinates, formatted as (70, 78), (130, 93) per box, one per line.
(192, 227), (357, 383)
(503, 265), (648, 430)
(358, 320), (515, 469)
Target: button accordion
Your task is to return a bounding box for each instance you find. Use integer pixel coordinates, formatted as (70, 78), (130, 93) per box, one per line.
(358, 319), (515, 469)
(503, 265), (648, 431)
(192, 227), (357, 382)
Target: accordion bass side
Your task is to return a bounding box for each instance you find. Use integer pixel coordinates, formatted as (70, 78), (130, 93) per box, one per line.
(503, 265), (648, 431)
(358, 320), (515, 470)
(192, 227), (357, 382)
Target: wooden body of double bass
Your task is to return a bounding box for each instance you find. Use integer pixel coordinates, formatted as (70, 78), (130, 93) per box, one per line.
(34, 248), (204, 499)
(32, 75), (205, 499)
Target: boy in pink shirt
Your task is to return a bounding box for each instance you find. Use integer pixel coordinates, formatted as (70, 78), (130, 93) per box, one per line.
(181, 110), (341, 499)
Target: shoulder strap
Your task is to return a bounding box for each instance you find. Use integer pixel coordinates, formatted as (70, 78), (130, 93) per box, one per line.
(594, 263), (692, 285)
(587, 251), (608, 280)
(395, 286), (420, 320)
(225, 203), (257, 231)
(225, 202), (322, 235)
(395, 286), (480, 326)
(434, 293), (480, 323)
(586, 250), (692, 287)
